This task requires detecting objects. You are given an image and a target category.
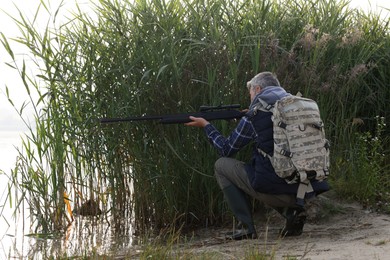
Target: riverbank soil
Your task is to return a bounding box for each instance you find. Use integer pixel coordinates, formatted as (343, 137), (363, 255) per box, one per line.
(180, 191), (390, 259)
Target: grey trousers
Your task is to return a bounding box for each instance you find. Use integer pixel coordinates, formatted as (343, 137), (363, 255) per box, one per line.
(214, 157), (297, 208)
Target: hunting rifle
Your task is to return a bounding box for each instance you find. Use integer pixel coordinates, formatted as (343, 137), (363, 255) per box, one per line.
(99, 104), (246, 124)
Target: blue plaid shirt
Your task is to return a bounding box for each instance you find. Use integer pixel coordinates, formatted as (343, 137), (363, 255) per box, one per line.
(204, 116), (257, 157)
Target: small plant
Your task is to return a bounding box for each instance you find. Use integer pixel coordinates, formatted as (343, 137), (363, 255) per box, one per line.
(333, 116), (389, 210)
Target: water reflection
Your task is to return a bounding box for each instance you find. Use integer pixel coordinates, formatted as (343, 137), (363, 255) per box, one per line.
(63, 214), (135, 258)
(0, 131), (140, 258)
(3, 212), (137, 259)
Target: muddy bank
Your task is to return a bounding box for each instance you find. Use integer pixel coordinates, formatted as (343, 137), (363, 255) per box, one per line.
(172, 193), (390, 260)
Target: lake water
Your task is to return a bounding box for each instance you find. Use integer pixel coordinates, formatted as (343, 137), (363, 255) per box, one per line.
(0, 131), (26, 259)
(0, 131), (137, 258)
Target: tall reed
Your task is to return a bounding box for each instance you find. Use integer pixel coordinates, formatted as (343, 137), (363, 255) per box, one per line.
(2, 0), (389, 236)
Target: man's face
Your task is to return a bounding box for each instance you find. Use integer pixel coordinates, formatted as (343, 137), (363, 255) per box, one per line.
(249, 85), (260, 102)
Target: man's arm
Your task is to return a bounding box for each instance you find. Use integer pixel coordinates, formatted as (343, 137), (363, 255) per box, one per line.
(186, 116), (256, 157)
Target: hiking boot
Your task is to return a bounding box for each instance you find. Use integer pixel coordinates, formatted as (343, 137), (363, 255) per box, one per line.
(225, 229), (258, 240)
(225, 221), (258, 240)
(279, 208), (306, 237)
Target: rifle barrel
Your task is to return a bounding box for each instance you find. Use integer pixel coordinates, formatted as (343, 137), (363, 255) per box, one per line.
(99, 115), (163, 123)
(99, 105), (246, 124)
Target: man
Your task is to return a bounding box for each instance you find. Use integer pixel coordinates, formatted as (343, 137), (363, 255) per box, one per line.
(185, 72), (329, 240)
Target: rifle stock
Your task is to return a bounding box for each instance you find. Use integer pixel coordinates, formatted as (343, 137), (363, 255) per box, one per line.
(99, 104), (246, 124)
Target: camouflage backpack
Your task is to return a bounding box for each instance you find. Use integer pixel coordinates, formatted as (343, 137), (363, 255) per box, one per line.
(255, 93), (330, 206)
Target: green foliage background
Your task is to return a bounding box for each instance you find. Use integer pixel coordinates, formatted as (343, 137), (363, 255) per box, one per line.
(2, 0), (389, 234)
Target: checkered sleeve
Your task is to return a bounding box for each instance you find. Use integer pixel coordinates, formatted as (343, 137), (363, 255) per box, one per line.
(204, 117), (256, 157)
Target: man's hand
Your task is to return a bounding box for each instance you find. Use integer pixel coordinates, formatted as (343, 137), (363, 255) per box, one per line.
(185, 116), (210, 128)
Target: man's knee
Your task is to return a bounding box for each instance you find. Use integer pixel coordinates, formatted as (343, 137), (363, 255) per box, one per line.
(215, 157), (229, 173)
(214, 157), (233, 188)
(214, 157), (237, 178)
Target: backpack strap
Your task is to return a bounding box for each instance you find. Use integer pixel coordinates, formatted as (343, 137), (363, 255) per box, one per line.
(296, 172), (314, 207)
(256, 97), (274, 111)
(248, 98), (273, 120)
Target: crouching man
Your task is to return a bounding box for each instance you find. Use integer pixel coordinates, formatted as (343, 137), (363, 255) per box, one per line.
(185, 72), (329, 239)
